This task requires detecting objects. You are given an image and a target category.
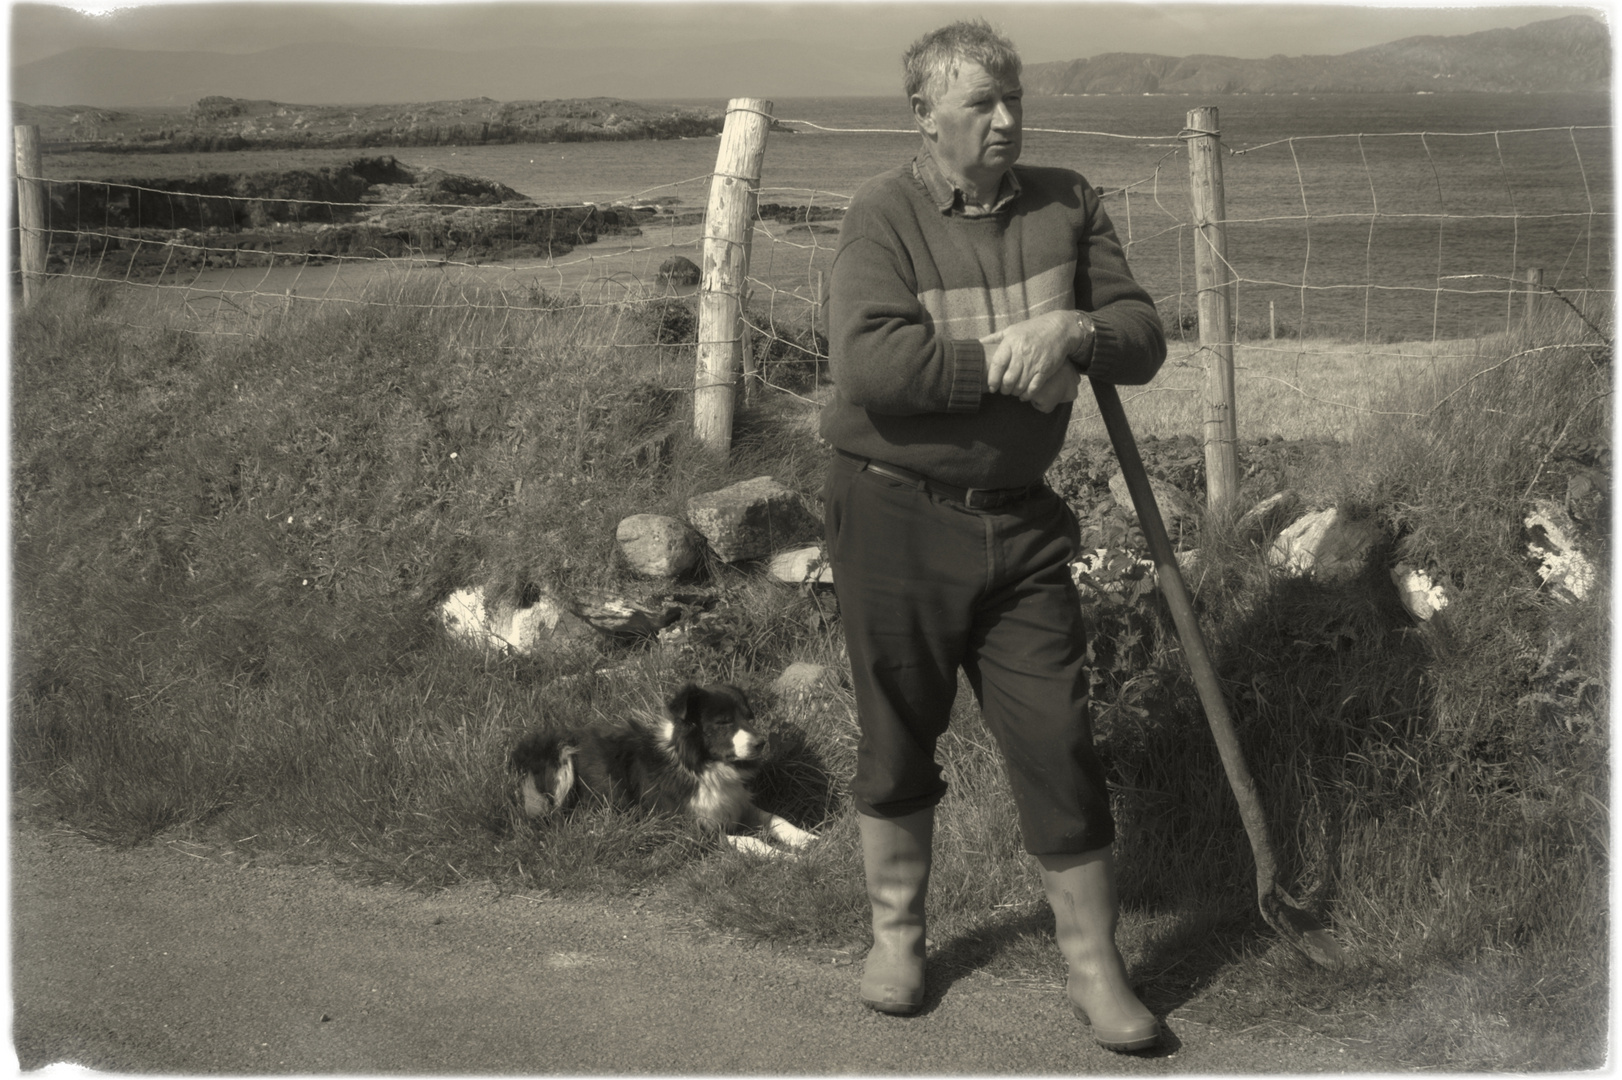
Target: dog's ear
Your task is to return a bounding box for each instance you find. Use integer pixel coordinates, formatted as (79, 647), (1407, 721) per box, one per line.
(666, 683), (706, 727)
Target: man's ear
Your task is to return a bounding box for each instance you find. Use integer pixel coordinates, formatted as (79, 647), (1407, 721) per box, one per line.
(911, 94), (936, 136)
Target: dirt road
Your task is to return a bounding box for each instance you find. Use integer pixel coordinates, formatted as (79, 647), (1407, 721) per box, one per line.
(12, 824), (1382, 1074)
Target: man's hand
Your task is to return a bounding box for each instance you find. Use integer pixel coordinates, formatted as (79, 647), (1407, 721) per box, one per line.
(981, 310), (1093, 401)
(1025, 360), (1081, 413)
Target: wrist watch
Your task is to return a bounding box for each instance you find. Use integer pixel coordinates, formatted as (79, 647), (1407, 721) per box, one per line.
(1069, 310), (1096, 371)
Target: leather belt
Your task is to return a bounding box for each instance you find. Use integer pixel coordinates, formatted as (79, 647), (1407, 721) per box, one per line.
(837, 449), (1038, 511)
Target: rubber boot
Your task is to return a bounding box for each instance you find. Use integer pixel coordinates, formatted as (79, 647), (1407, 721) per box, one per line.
(1039, 847), (1160, 1052)
(857, 808), (933, 1014)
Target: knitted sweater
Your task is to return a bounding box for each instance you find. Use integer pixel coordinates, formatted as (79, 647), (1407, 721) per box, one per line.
(820, 153), (1166, 490)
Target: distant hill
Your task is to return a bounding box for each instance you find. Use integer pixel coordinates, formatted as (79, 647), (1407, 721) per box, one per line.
(13, 96), (725, 153)
(1022, 14), (1610, 95)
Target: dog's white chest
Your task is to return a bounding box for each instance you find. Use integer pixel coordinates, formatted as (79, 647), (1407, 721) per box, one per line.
(691, 764), (748, 828)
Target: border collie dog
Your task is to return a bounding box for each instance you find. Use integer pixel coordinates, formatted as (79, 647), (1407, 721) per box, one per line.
(509, 683), (817, 857)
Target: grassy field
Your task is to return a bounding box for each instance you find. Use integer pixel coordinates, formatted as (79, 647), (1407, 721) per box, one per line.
(11, 275), (1611, 1070)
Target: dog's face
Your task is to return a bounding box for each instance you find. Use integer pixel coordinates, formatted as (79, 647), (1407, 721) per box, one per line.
(668, 683), (767, 767)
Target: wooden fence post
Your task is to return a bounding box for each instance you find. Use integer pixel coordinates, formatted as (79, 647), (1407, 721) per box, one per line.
(14, 125), (48, 307)
(1185, 106), (1239, 521)
(1523, 267), (1544, 323)
(695, 98), (773, 454)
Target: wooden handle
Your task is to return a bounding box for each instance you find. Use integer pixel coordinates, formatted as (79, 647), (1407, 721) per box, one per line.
(1088, 379), (1279, 896)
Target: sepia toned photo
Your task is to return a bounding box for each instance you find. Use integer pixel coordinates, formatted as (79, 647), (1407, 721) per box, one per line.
(10, 1), (1610, 1071)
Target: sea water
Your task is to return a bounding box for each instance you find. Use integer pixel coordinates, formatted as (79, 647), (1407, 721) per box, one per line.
(379, 92), (1613, 340)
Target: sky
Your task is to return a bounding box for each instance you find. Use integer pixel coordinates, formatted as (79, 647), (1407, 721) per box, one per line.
(8, 0), (1611, 70)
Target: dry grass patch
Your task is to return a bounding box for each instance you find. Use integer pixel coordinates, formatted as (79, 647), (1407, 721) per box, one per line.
(1070, 335), (1505, 444)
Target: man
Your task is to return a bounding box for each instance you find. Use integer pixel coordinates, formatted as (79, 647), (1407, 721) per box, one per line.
(820, 19), (1166, 1052)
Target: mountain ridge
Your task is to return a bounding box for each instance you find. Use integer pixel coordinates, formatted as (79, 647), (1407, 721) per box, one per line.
(1021, 15), (1609, 96)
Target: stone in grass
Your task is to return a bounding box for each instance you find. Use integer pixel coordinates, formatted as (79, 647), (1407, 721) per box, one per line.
(1524, 499), (1597, 603)
(440, 586), (676, 655)
(1235, 489), (1302, 545)
(658, 255), (701, 286)
(1267, 506), (1379, 584)
(772, 662), (841, 699)
(617, 513), (703, 578)
(1390, 562), (1451, 622)
(573, 595), (682, 638)
(1107, 472), (1200, 539)
(439, 586), (594, 655)
(686, 476), (821, 564)
(769, 544), (834, 586)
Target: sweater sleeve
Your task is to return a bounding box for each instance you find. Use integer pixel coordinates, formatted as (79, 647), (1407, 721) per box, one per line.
(1074, 185), (1166, 387)
(826, 201), (985, 416)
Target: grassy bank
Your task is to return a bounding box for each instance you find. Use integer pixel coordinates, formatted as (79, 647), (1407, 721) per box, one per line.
(11, 277), (1610, 1069)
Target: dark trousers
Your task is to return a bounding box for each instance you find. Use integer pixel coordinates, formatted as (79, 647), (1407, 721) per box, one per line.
(823, 453), (1115, 856)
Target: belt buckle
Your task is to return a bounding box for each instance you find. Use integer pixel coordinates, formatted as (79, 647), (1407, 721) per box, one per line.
(962, 487), (996, 510)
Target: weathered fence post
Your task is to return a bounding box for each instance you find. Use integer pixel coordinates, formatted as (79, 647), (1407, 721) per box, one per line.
(14, 125), (48, 307)
(1185, 106), (1239, 521)
(695, 98), (773, 454)
(1523, 267), (1544, 323)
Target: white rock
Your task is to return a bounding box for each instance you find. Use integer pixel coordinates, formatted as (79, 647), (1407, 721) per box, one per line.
(1267, 507), (1379, 584)
(438, 586), (592, 655)
(769, 545), (834, 586)
(439, 587), (495, 646)
(1391, 562), (1450, 621)
(1524, 500), (1596, 602)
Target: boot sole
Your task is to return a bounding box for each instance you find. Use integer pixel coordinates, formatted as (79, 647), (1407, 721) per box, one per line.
(861, 994), (922, 1016)
(1071, 1001), (1160, 1052)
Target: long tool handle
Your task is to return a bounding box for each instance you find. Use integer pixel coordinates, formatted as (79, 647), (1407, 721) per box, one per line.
(1089, 380), (1279, 898)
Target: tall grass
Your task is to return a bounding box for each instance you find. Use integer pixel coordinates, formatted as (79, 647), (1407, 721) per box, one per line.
(11, 276), (1609, 1069)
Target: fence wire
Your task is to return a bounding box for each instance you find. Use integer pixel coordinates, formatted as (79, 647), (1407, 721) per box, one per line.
(13, 115), (1614, 436)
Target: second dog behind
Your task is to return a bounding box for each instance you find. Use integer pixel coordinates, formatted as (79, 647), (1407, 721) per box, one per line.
(509, 682), (818, 857)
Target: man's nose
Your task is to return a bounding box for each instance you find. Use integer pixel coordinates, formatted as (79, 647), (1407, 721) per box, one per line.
(992, 101), (1018, 130)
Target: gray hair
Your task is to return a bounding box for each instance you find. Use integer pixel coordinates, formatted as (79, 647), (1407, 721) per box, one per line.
(902, 19), (1022, 105)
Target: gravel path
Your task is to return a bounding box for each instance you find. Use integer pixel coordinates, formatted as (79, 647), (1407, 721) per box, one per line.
(12, 824), (1385, 1074)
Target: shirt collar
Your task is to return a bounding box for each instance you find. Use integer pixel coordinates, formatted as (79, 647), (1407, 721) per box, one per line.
(913, 143), (1021, 216)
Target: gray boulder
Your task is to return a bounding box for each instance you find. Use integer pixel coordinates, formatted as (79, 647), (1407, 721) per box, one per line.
(773, 661), (841, 699)
(1236, 489), (1302, 545)
(686, 476), (821, 564)
(1108, 472), (1200, 539)
(617, 513), (704, 578)
(658, 255), (701, 286)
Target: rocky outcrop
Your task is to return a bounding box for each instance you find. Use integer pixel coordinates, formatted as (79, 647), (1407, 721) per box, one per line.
(32, 157), (661, 277)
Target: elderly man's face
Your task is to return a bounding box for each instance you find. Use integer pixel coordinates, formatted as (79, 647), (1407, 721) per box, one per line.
(914, 60), (1023, 195)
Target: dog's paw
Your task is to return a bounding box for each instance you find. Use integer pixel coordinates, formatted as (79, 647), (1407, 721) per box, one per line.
(771, 822), (820, 849)
(727, 834), (797, 860)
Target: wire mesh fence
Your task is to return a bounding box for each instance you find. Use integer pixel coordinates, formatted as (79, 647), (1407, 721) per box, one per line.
(12, 110), (1613, 437)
